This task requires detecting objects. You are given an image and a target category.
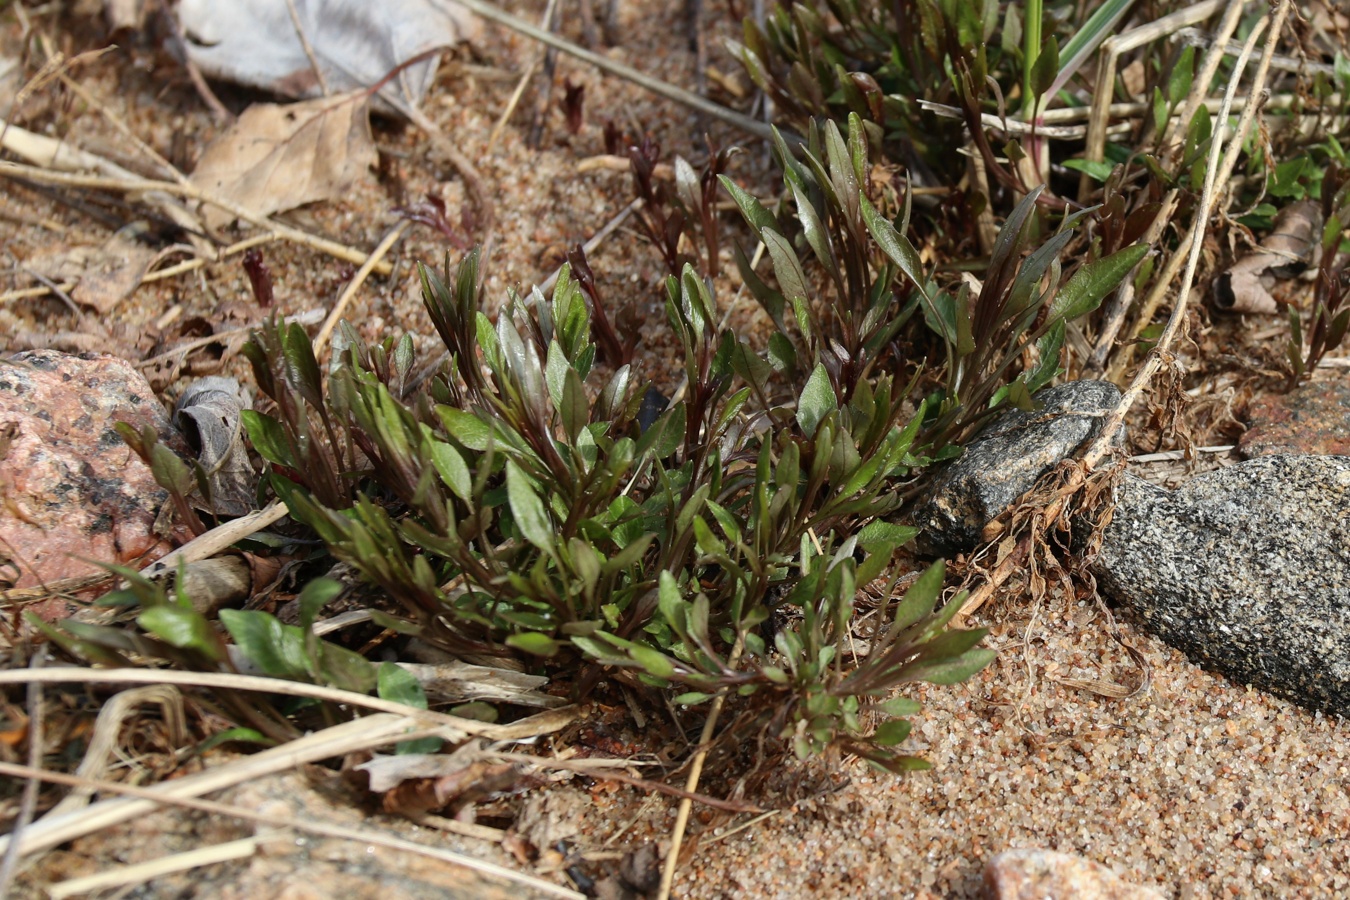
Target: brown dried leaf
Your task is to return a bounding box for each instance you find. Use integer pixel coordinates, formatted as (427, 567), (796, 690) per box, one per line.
(26, 228), (159, 313)
(190, 92), (377, 230)
(366, 757), (526, 817)
(1213, 199), (1320, 314)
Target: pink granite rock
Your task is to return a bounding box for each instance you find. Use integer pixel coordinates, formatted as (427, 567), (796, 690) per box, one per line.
(0, 350), (183, 599)
(984, 849), (1164, 900)
(1239, 377), (1350, 457)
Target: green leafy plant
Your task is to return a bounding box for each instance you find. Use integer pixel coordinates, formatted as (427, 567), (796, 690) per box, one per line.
(70, 100), (1148, 774)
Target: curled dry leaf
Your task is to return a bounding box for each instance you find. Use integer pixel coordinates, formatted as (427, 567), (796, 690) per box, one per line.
(176, 0), (481, 116)
(173, 376), (257, 516)
(357, 751), (528, 817)
(190, 92), (378, 231)
(1213, 199), (1320, 314)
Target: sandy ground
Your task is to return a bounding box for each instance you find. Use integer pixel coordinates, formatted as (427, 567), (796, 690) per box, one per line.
(3, 2), (1350, 898)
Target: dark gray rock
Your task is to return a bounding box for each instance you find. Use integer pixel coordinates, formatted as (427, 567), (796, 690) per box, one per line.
(914, 380), (1122, 554)
(1094, 456), (1350, 714)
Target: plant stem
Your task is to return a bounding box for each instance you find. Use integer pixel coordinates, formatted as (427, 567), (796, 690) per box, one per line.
(1021, 0), (1043, 120)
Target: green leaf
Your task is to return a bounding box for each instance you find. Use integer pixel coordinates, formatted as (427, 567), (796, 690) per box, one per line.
(1029, 35), (1059, 100)
(658, 570), (685, 633)
(630, 645), (677, 679)
(220, 609), (309, 679)
(890, 560), (945, 633)
(137, 606), (221, 659)
(560, 367), (589, 444)
(428, 439), (473, 501)
(762, 230), (811, 311)
(1047, 243), (1150, 323)
(719, 175), (780, 237)
(797, 363), (837, 438)
(1062, 159), (1115, 183)
(506, 632), (562, 657)
(858, 521), (920, 548)
(1025, 320), (1065, 393)
(241, 410), (294, 469)
(437, 406), (491, 451)
(297, 577), (343, 631)
(1167, 46), (1195, 106)
(506, 459), (555, 553)
(878, 696), (923, 717)
(196, 728), (275, 752)
(872, 718), (912, 747)
(1152, 86), (1168, 135)
(861, 193), (926, 293)
(545, 340), (570, 408)
(909, 648), (998, 685)
(450, 702), (499, 722)
(281, 322), (323, 409)
(377, 662), (428, 709)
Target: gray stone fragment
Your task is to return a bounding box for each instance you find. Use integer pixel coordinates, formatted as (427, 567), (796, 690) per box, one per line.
(1094, 455), (1350, 714)
(914, 380), (1122, 554)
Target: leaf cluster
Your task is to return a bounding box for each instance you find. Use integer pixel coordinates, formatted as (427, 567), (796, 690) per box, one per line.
(67, 94), (1150, 774)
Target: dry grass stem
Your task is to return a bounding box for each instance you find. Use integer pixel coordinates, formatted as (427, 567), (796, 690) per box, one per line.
(657, 637), (744, 900)
(1103, 0), (1289, 399)
(1077, 0), (1227, 202)
(314, 218), (410, 354)
(442, 0), (777, 141)
(485, 0), (560, 155)
(45, 836), (261, 899)
(0, 160), (392, 274)
(0, 667), (577, 742)
(137, 501), (292, 580)
(0, 761), (585, 899)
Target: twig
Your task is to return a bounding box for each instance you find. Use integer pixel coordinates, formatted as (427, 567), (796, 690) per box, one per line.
(538, 197), (641, 293)
(0, 649), (47, 896)
(1110, 3), (1287, 382)
(136, 308), (324, 371)
(0, 160), (392, 274)
(284, 0), (331, 96)
(963, 2), (1291, 618)
(56, 74), (189, 186)
(441, 0), (777, 142)
(137, 501), (291, 580)
(1165, 0), (1251, 154)
(656, 636), (744, 900)
(1083, 187), (1180, 376)
(0, 761), (584, 899)
(487, 752), (764, 814)
(1092, 1), (1291, 442)
(1128, 444), (1235, 463)
(485, 0), (560, 155)
(0, 668), (577, 743)
(45, 685), (186, 820)
(0, 573), (116, 606)
(164, 9), (232, 122)
(314, 219), (410, 353)
(1077, 0), (1226, 202)
(46, 836), (261, 899)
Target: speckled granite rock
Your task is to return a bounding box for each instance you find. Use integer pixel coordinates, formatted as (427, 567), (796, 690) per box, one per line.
(1094, 455), (1350, 714)
(0, 351), (182, 597)
(915, 380), (1123, 554)
(984, 849), (1165, 900)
